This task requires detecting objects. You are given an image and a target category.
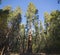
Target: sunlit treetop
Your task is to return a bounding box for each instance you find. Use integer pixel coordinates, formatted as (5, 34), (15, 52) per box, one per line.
(12, 7), (22, 18)
(44, 12), (52, 22)
(27, 2), (36, 13)
(7, 6), (22, 23)
(14, 7), (22, 14)
(44, 10), (60, 23)
(26, 2), (37, 18)
(3, 6), (11, 11)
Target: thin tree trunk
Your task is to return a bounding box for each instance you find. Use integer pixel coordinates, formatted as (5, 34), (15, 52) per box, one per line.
(1, 30), (11, 55)
(28, 28), (32, 53)
(1, 46), (5, 55)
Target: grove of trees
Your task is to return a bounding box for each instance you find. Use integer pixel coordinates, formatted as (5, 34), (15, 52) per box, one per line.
(0, 2), (60, 55)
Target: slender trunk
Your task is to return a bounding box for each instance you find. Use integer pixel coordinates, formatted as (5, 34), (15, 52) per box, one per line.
(28, 22), (32, 53)
(1, 30), (11, 55)
(23, 29), (25, 53)
(1, 46), (5, 55)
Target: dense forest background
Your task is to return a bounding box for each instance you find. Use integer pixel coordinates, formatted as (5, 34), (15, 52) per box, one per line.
(0, 0), (60, 55)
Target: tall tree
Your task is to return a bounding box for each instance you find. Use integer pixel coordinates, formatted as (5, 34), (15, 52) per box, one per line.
(20, 24), (26, 53)
(0, 6), (11, 55)
(8, 7), (22, 53)
(26, 2), (37, 53)
(44, 10), (60, 52)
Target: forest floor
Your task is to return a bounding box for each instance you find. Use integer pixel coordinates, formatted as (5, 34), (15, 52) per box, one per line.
(0, 51), (60, 55)
(10, 53), (60, 55)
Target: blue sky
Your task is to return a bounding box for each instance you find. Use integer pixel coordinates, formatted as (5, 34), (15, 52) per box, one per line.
(0, 0), (60, 25)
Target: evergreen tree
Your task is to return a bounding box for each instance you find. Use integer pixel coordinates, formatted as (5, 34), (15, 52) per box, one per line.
(26, 2), (37, 53)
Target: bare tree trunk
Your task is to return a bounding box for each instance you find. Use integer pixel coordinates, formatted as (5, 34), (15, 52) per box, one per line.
(28, 29), (32, 53)
(1, 46), (5, 55)
(1, 29), (11, 55)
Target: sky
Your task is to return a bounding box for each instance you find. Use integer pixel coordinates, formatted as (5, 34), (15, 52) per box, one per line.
(0, 0), (60, 25)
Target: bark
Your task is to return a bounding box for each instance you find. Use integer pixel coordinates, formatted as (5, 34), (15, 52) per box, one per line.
(28, 30), (32, 53)
(1, 46), (5, 55)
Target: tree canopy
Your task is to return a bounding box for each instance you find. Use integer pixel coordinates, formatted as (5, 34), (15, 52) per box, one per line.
(0, 2), (60, 54)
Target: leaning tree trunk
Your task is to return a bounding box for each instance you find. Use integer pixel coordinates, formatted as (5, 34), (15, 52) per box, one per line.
(1, 46), (5, 55)
(1, 30), (11, 55)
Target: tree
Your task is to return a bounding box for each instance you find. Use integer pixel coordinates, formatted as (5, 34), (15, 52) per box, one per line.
(26, 2), (37, 53)
(0, 6), (11, 55)
(19, 24), (26, 53)
(9, 7), (22, 52)
(44, 10), (60, 53)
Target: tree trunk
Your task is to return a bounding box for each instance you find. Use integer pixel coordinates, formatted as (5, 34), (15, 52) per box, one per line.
(28, 29), (32, 53)
(1, 46), (5, 55)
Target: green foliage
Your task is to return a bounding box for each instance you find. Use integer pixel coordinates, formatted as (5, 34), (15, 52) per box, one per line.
(0, 7), (10, 48)
(9, 7), (22, 52)
(44, 10), (60, 52)
(0, 3), (60, 54)
(26, 2), (40, 53)
(26, 2), (37, 24)
(26, 2), (36, 18)
(32, 44), (38, 53)
(0, 6), (22, 53)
